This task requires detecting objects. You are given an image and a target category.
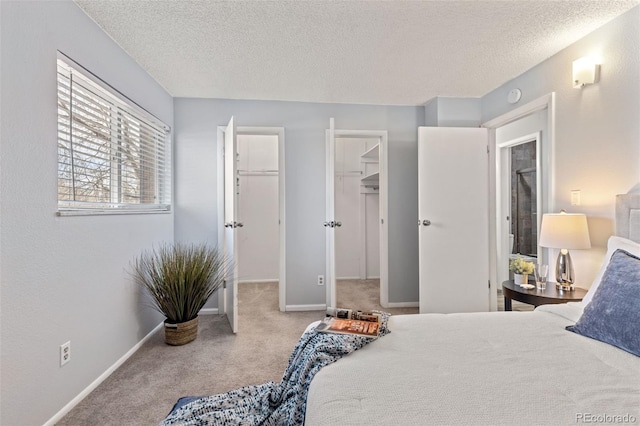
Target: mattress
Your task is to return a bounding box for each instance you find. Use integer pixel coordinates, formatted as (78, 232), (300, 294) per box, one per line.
(305, 303), (640, 425)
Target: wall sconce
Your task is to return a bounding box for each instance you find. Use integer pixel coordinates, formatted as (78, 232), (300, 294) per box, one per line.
(573, 57), (599, 88)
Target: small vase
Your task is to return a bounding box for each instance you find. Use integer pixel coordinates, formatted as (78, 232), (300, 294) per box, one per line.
(514, 274), (529, 285)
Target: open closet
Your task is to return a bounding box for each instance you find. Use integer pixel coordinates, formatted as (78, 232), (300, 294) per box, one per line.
(325, 120), (388, 309)
(217, 119), (286, 333)
(237, 134), (280, 283)
(335, 137), (381, 280)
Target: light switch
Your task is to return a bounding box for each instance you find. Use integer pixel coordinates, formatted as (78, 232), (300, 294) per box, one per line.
(571, 190), (581, 206)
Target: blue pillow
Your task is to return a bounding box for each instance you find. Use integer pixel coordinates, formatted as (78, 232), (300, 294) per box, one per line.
(566, 249), (640, 357)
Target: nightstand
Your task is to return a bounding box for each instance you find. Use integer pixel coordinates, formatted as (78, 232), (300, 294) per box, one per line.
(502, 280), (587, 311)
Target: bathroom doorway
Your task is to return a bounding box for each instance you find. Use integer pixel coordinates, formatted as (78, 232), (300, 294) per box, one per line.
(497, 132), (542, 287)
(510, 139), (538, 258)
(484, 93), (555, 312)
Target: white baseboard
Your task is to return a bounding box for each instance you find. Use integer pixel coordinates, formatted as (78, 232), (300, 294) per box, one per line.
(286, 304), (327, 312)
(46, 308), (220, 424)
(336, 276), (381, 280)
(385, 301), (419, 308)
(44, 320), (164, 426)
(239, 279), (279, 284)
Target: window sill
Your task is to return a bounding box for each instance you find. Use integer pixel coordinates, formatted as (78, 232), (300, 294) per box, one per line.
(56, 208), (171, 217)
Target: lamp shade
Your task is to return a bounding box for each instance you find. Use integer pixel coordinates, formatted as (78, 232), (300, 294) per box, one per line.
(539, 212), (591, 250)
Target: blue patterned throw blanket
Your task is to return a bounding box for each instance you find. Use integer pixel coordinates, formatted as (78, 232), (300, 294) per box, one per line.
(161, 313), (390, 426)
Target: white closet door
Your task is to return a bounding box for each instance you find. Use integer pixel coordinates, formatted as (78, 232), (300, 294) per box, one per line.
(223, 117), (239, 333)
(418, 127), (489, 313)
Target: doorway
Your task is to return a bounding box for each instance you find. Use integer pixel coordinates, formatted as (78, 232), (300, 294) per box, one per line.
(217, 124), (286, 334)
(325, 122), (389, 309)
(511, 140), (538, 257)
(334, 136), (381, 305)
(483, 93), (555, 311)
(498, 133), (542, 286)
(237, 134), (280, 283)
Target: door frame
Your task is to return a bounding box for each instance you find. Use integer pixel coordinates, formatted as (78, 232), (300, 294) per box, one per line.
(217, 125), (286, 312)
(482, 93), (556, 311)
(326, 127), (389, 308)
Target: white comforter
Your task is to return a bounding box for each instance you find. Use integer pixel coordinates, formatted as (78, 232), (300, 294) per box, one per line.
(305, 304), (640, 425)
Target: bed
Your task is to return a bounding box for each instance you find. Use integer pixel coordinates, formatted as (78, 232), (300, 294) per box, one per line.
(163, 195), (640, 425)
(305, 195), (640, 425)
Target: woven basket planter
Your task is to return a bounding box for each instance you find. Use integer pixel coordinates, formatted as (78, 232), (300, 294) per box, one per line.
(164, 316), (199, 346)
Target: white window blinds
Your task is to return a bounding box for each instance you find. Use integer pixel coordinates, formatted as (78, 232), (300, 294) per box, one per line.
(57, 56), (171, 214)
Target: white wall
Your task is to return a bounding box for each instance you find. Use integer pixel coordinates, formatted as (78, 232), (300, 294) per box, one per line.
(237, 134), (280, 282)
(0, 2), (174, 425)
(174, 99), (422, 307)
(482, 6), (640, 288)
(424, 96), (482, 127)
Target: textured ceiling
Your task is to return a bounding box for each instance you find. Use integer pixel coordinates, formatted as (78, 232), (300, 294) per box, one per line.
(74, 0), (639, 106)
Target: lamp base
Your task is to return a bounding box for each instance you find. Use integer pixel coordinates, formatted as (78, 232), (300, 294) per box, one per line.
(555, 249), (575, 291)
(555, 282), (574, 292)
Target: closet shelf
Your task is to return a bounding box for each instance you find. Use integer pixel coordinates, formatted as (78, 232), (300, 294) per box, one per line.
(360, 144), (380, 162)
(361, 171), (379, 185)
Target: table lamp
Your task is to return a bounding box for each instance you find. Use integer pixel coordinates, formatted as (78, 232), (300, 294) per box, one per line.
(538, 211), (591, 291)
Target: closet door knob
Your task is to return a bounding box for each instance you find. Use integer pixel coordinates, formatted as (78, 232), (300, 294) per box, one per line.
(335, 221), (342, 227)
(236, 222), (244, 228)
(422, 220), (431, 226)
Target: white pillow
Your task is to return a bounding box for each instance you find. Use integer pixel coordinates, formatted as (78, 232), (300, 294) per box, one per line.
(583, 235), (640, 305)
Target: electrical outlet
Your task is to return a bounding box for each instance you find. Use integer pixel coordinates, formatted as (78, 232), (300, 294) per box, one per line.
(60, 341), (71, 367)
(317, 275), (325, 286)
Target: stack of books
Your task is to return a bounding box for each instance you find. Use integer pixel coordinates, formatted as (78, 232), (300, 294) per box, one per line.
(315, 307), (382, 338)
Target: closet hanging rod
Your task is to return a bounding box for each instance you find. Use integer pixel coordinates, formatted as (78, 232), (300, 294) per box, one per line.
(238, 170), (279, 176)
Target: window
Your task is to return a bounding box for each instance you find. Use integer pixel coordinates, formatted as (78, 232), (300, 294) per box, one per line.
(57, 56), (171, 214)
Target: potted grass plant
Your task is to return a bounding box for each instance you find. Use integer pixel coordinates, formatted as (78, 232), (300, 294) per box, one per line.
(132, 243), (229, 346)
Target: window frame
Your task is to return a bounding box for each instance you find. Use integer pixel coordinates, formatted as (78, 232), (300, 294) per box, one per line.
(56, 53), (171, 216)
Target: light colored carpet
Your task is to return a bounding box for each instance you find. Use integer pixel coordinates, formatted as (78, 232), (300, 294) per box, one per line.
(58, 279), (415, 425)
(57, 281), (529, 424)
